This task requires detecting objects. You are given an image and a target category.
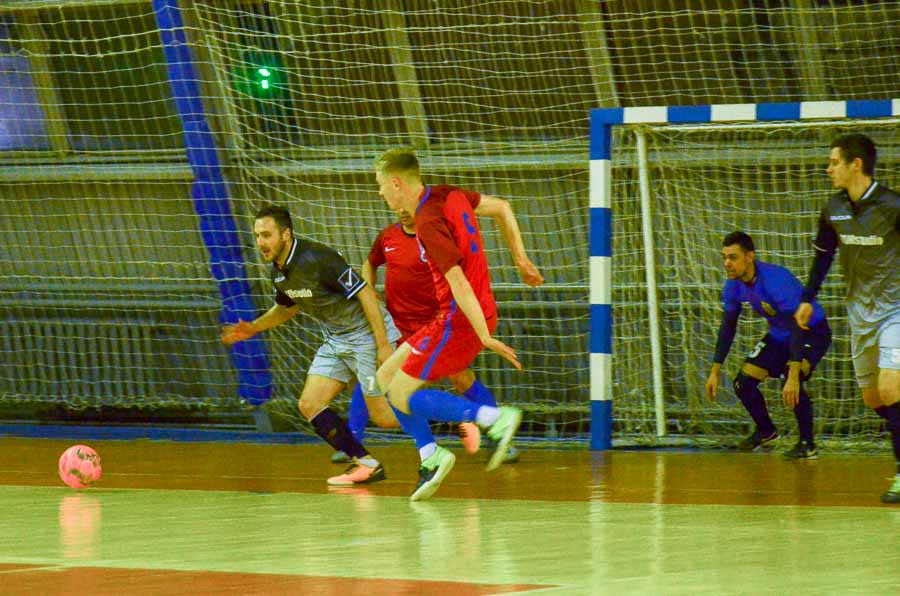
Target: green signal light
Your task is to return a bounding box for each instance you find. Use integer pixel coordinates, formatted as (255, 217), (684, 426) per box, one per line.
(233, 52), (287, 100)
(256, 68), (273, 91)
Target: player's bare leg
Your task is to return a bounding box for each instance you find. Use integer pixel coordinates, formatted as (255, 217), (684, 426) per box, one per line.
(363, 396), (400, 429)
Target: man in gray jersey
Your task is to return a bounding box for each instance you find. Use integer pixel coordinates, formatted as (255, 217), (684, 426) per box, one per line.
(794, 133), (900, 503)
(221, 204), (401, 486)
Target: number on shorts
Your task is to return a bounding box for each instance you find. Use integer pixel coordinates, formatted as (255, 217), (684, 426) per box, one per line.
(747, 340), (765, 359)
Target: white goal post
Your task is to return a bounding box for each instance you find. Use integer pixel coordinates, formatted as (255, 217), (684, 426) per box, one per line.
(590, 99), (900, 450)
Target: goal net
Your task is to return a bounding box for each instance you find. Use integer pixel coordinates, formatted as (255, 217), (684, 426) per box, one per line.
(0, 1), (897, 442)
(608, 116), (899, 447)
(184, 2), (595, 435)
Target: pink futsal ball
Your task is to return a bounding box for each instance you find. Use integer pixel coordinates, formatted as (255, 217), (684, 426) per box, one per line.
(58, 445), (102, 489)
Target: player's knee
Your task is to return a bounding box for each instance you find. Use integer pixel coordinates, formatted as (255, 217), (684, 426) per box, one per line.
(877, 371), (900, 405)
(367, 398), (400, 429)
(387, 390), (411, 415)
(375, 366), (393, 395)
(297, 398), (318, 421)
(732, 372), (760, 400)
(861, 386), (883, 410)
(448, 369), (475, 393)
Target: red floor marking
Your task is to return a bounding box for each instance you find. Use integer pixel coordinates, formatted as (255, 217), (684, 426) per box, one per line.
(3, 566), (553, 595)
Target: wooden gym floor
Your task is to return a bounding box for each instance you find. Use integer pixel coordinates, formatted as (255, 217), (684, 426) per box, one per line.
(0, 437), (897, 595)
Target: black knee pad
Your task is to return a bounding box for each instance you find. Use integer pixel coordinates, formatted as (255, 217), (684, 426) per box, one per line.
(733, 372), (760, 401)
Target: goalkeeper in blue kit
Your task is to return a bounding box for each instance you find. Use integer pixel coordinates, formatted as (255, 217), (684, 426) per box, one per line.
(706, 231), (831, 458)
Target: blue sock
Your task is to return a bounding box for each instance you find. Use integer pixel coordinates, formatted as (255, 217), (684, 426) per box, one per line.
(463, 379), (497, 408)
(389, 403), (435, 450)
(348, 383), (369, 443)
(408, 388), (480, 423)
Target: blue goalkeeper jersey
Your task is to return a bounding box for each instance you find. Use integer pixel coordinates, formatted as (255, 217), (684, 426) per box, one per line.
(722, 260), (826, 344)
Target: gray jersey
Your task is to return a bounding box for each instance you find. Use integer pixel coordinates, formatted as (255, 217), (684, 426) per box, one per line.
(813, 181), (900, 330)
(271, 237), (384, 340)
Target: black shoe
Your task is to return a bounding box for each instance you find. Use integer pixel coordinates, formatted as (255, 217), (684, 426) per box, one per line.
(783, 440), (817, 460)
(737, 430), (778, 452)
(410, 446), (456, 502)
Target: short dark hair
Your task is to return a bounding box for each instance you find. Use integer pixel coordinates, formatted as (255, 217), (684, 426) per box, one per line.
(830, 133), (876, 176)
(722, 230), (754, 253)
(255, 204), (293, 231)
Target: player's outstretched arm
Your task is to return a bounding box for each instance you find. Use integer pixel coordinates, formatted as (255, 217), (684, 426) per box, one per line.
(444, 265), (522, 370)
(221, 304), (298, 345)
(475, 195), (544, 287)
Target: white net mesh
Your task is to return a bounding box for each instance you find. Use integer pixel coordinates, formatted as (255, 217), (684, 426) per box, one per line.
(0, 5), (237, 416)
(0, 1), (897, 439)
(610, 119), (899, 445)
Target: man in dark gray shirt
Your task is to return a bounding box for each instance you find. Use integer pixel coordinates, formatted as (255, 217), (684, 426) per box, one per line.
(795, 133), (900, 503)
(222, 204), (401, 486)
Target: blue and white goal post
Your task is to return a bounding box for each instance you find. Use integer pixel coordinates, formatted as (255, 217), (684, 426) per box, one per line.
(588, 98), (900, 451)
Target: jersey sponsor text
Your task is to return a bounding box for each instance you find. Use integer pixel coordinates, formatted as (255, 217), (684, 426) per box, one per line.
(285, 288), (313, 299)
(839, 233), (883, 246)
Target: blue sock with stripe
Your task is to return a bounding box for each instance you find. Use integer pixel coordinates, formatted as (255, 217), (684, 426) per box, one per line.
(389, 402), (435, 449)
(463, 379), (497, 408)
(408, 388), (479, 423)
(348, 383), (369, 443)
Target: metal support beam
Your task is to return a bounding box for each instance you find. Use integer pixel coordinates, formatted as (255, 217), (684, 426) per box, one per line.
(13, 14), (70, 155)
(576, 0), (619, 107)
(380, 1), (431, 148)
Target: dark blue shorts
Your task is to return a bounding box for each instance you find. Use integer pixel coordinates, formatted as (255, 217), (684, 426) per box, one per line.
(744, 324), (832, 381)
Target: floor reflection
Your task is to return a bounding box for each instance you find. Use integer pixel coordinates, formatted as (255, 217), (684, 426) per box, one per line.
(59, 492), (102, 560)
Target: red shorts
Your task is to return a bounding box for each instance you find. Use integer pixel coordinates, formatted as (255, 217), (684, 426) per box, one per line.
(401, 313), (497, 381)
(397, 326), (417, 345)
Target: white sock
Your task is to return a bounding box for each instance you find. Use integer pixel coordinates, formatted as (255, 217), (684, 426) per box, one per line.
(357, 456), (379, 468)
(475, 406), (501, 427)
(419, 442), (437, 462)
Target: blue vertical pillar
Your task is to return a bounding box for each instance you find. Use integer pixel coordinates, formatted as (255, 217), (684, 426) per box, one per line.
(153, 0), (272, 406)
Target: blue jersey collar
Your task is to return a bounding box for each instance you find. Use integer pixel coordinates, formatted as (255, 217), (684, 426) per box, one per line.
(415, 186), (431, 216)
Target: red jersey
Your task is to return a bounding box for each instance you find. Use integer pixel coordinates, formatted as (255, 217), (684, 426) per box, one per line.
(368, 222), (440, 336)
(414, 185), (497, 325)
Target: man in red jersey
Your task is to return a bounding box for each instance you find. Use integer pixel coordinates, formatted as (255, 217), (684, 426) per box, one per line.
(373, 148), (532, 501)
(331, 202), (542, 464)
